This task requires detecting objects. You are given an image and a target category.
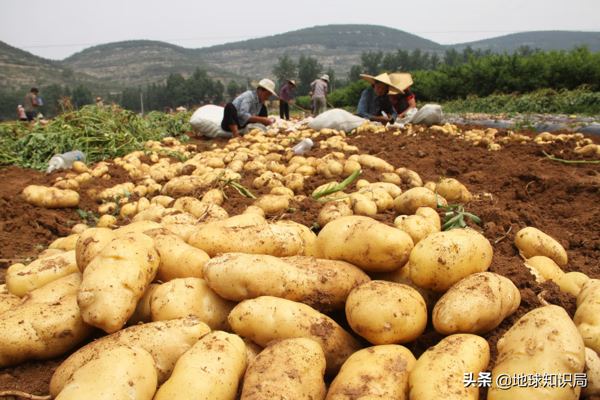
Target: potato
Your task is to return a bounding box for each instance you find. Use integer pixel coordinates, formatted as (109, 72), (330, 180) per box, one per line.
(151, 195), (174, 207)
(377, 172), (402, 185)
(0, 273), (93, 368)
(242, 205), (266, 218)
(72, 161), (88, 173)
(49, 316), (211, 398)
(349, 192), (377, 215)
(127, 283), (161, 326)
(283, 173), (305, 192)
(554, 271), (590, 296)
(228, 296), (362, 376)
(316, 201), (353, 228)
(435, 178), (472, 203)
(360, 182), (402, 199)
(415, 205), (441, 230)
(49, 233), (80, 251)
(514, 226), (568, 267)
(155, 331), (246, 400)
(326, 345), (416, 400)
(315, 216), (414, 273)
(189, 218), (303, 258)
(22, 185), (79, 208)
(150, 278), (235, 331)
(489, 305), (585, 399)
(161, 223), (200, 243)
(201, 188), (224, 205)
(273, 220), (317, 257)
(55, 346), (157, 400)
(574, 279), (600, 354)
(74, 172), (93, 184)
(171, 197), (229, 221)
(113, 220), (161, 237)
(203, 253), (370, 313)
(362, 187), (394, 213)
(358, 154), (394, 172)
(77, 233), (160, 333)
(409, 229), (493, 292)
(523, 255), (565, 280)
(395, 167), (423, 188)
(152, 234), (210, 281)
(240, 338), (326, 400)
(394, 214), (438, 244)
(37, 248), (65, 259)
(583, 347), (600, 398)
(75, 227), (117, 272)
(345, 280), (427, 345)
(0, 284), (21, 314)
(253, 194), (289, 215)
(432, 272), (520, 335)
(159, 210), (197, 225)
(409, 334), (490, 400)
(6, 250), (79, 297)
(96, 214), (117, 228)
(343, 160), (362, 176)
(393, 187), (438, 215)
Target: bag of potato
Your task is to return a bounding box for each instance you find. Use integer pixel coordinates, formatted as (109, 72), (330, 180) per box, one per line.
(308, 109), (366, 132)
(189, 105), (230, 138)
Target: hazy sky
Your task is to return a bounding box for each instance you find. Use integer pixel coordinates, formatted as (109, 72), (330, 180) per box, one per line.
(1, 0), (598, 60)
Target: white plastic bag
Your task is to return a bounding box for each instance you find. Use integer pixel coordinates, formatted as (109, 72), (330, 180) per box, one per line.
(308, 109), (366, 132)
(189, 105), (231, 138)
(408, 104), (443, 126)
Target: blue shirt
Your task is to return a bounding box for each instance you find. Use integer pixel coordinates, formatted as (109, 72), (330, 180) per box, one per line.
(232, 90), (264, 127)
(357, 87), (397, 121)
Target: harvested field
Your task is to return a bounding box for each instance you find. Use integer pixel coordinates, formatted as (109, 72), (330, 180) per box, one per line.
(1, 119), (600, 399)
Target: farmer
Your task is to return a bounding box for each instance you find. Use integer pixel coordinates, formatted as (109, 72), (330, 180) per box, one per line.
(310, 74), (329, 116)
(279, 79), (296, 121)
(24, 87), (42, 122)
(356, 73), (403, 124)
(95, 97), (104, 108)
(17, 105), (27, 121)
(221, 78), (277, 138)
(389, 73), (417, 119)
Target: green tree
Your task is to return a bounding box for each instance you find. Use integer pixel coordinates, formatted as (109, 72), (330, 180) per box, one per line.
(297, 55), (322, 95)
(120, 87), (141, 112)
(361, 51), (383, 75)
(348, 65), (362, 83)
(444, 49), (461, 67)
(212, 80), (224, 104)
(40, 83), (65, 118)
(227, 80), (240, 101)
(325, 68), (335, 92)
(166, 73), (186, 107)
(273, 55), (297, 88)
(71, 85), (93, 110)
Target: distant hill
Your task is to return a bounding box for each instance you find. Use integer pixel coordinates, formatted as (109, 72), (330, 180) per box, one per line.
(1, 25), (599, 92)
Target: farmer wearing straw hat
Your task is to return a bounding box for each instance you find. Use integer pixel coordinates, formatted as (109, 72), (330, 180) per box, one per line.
(389, 73), (417, 119)
(95, 97), (104, 108)
(310, 74), (329, 116)
(279, 79), (296, 121)
(357, 73), (403, 124)
(221, 78), (277, 138)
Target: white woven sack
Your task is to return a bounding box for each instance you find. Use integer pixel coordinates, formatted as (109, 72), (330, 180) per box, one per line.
(189, 105), (231, 138)
(308, 109), (366, 132)
(408, 104), (443, 126)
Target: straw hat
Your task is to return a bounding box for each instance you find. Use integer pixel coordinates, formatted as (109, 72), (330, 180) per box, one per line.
(96, 97), (103, 102)
(254, 78), (278, 96)
(388, 73), (414, 95)
(359, 73), (404, 95)
(286, 79), (297, 88)
(320, 74), (330, 82)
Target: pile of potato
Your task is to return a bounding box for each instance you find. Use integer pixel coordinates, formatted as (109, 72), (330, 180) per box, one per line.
(5, 129), (600, 399)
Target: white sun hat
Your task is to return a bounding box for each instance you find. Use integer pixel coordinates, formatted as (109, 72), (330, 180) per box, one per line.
(256, 78), (278, 96)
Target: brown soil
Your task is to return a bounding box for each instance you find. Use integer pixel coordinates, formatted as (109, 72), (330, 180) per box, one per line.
(1, 123), (600, 399)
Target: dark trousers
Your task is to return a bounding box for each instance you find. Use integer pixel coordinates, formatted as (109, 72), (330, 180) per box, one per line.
(25, 111), (38, 122)
(279, 101), (289, 120)
(221, 103), (268, 132)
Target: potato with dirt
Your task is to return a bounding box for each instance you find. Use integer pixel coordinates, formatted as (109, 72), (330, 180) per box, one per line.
(49, 316), (211, 398)
(515, 226), (568, 267)
(326, 345), (416, 400)
(154, 331), (246, 400)
(574, 279), (600, 354)
(409, 228), (493, 292)
(240, 338), (326, 400)
(54, 346), (157, 400)
(150, 277), (235, 331)
(0, 284), (20, 314)
(203, 253), (370, 313)
(314, 216), (414, 273)
(393, 186), (439, 215)
(228, 296), (362, 376)
(0, 273), (94, 368)
(151, 233), (210, 281)
(21, 185), (79, 208)
(77, 232), (160, 333)
(432, 272), (520, 335)
(75, 227), (117, 272)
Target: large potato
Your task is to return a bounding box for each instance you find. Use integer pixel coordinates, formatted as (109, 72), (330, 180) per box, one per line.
(228, 296), (362, 376)
(253, 194), (289, 215)
(49, 316), (211, 397)
(152, 234), (210, 281)
(274, 220), (318, 257)
(314, 216), (414, 272)
(489, 305), (585, 399)
(574, 279), (600, 354)
(326, 345), (416, 400)
(555, 271), (590, 297)
(523, 255), (565, 281)
(0, 284), (20, 315)
(583, 347), (600, 398)
(154, 331), (246, 400)
(75, 227), (117, 272)
(189, 218), (304, 257)
(203, 253), (370, 313)
(127, 283), (161, 326)
(0, 273), (93, 368)
(435, 178), (472, 204)
(514, 227), (568, 267)
(240, 338), (326, 400)
(55, 346), (157, 400)
(393, 187), (438, 215)
(409, 334), (490, 400)
(345, 280), (427, 344)
(317, 200), (353, 228)
(409, 229), (493, 292)
(22, 185), (79, 208)
(6, 250), (79, 297)
(394, 214), (438, 244)
(150, 277), (235, 331)
(49, 233), (80, 251)
(77, 232), (160, 333)
(432, 272), (520, 335)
